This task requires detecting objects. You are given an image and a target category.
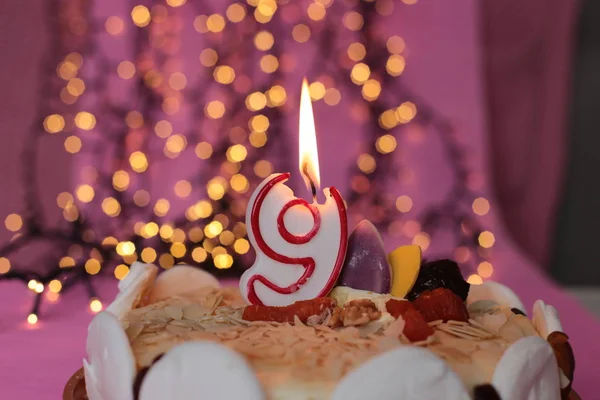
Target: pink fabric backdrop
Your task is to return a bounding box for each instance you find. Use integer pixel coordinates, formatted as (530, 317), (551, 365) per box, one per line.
(1, 1), (599, 399)
(481, 0), (580, 267)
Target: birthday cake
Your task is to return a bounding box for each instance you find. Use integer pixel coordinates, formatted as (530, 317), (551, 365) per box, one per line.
(77, 82), (575, 399)
(80, 250), (575, 399)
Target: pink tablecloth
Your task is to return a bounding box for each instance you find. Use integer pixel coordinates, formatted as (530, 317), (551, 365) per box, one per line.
(1, 264), (599, 400)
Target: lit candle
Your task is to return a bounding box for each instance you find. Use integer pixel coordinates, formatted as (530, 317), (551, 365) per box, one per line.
(240, 79), (348, 306)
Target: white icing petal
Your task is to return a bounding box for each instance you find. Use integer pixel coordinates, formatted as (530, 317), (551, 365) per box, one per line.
(84, 312), (136, 400)
(139, 342), (264, 400)
(332, 347), (470, 400)
(106, 262), (157, 319)
(149, 265), (221, 303)
(492, 336), (560, 400)
(532, 300), (563, 339)
(466, 281), (525, 312)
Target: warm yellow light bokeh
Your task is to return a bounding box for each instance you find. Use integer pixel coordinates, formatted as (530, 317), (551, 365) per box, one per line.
(44, 114), (65, 134)
(233, 238), (250, 254)
(376, 134), (397, 154)
(192, 247), (208, 262)
(478, 231), (495, 248)
(254, 31), (274, 51)
(214, 253), (233, 269)
(159, 254), (175, 269)
(226, 144), (248, 163)
(0, 257), (10, 274)
(75, 184), (95, 203)
(343, 11), (363, 31)
(357, 154), (376, 174)
(117, 61), (136, 79)
(204, 221), (223, 238)
(246, 92), (267, 111)
(75, 111), (96, 130)
(90, 299), (103, 313)
(477, 261), (494, 278)
(170, 242), (187, 258)
(308, 2), (326, 20)
(351, 63), (370, 84)
(249, 131), (268, 148)
(386, 54), (406, 76)
(226, 3), (246, 22)
(387, 35), (406, 54)
(205, 100), (225, 119)
(112, 170), (130, 191)
(324, 88), (341, 106)
(129, 151), (148, 172)
(207, 14), (226, 32)
(412, 232), (431, 251)
(395, 195), (413, 213)
(102, 197), (121, 217)
(199, 48), (218, 67)
(396, 101), (417, 123)
(85, 259), (101, 275)
(169, 72), (187, 90)
(131, 5), (151, 27)
(361, 79), (381, 101)
(105, 16), (124, 35)
(5, 213), (23, 232)
(64, 136), (82, 154)
(174, 180), (192, 198)
(472, 197), (490, 216)
(154, 198), (170, 217)
(292, 24), (310, 43)
(260, 55), (279, 73)
(114, 264), (130, 280)
(195, 142), (213, 159)
(214, 65), (235, 84)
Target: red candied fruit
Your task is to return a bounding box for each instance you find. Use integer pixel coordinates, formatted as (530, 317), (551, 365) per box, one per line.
(242, 297), (337, 324)
(385, 299), (434, 342)
(385, 298), (417, 318)
(412, 288), (469, 322)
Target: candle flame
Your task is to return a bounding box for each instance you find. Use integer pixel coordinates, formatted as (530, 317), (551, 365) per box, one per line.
(299, 78), (321, 194)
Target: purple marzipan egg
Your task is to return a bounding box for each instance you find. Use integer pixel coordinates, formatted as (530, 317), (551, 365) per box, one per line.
(337, 220), (392, 293)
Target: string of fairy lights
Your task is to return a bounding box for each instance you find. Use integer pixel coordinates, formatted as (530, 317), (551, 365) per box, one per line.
(0, 0), (495, 325)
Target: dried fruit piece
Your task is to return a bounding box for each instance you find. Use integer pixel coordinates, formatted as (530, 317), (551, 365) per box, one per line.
(547, 331), (575, 400)
(473, 384), (501, 400)
(385, 299), (434, 342)
(338, 220), (392, 293)
(242, 297), (337, 324)
(388, 245), (422, 298)
(413, 288), (469, 323)
(511, 307), (526, 316)
(406, 259), (470, 301)
(401, 309), (435, 342)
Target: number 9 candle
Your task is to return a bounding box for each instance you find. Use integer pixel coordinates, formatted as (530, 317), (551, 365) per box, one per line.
(240, 80), (348, 306)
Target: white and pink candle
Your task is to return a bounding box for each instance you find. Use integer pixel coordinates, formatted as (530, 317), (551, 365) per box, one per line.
(240, 80), (348, 306)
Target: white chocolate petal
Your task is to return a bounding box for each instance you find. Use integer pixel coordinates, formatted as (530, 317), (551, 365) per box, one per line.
(149, 265), (220, 304)
(492, 336), (560, 400)
(332, 346), (469, 400)
(466, 281), (525, 312)
(84, 312), (136, 400)
(106, 262), (157, 319)
(532, 300), (563, 339)
(139, 341), (264, 400)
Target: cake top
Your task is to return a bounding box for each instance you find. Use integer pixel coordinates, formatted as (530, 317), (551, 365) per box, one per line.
(76, 262), (574, 400)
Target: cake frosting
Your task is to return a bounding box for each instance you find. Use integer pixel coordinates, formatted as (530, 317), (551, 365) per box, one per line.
(81, 262), (574, 400)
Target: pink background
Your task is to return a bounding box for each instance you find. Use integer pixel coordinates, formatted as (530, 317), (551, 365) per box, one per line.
(1, 1), (598, 399)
